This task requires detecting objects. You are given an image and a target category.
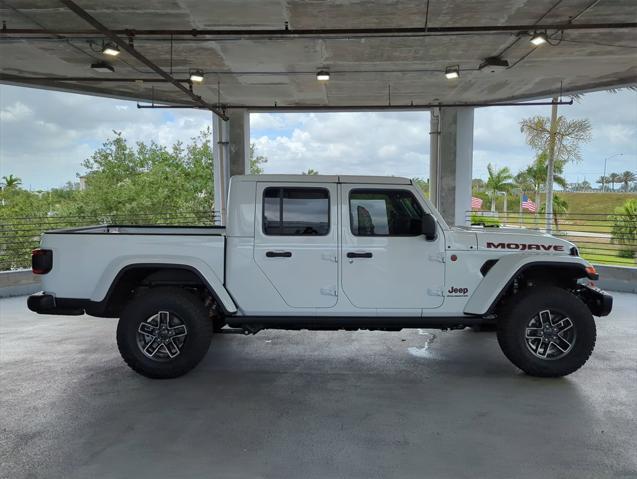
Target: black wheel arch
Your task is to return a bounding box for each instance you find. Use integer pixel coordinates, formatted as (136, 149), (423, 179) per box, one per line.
(487, 261), (598, 316)
(87, 263), (233, 318)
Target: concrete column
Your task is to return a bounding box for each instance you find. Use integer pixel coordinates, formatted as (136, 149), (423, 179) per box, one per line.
(213, 114), (229, 225)
(430, 107), (474, 226)
(227, 109), (250, 177)
(213, 109), (250, 225)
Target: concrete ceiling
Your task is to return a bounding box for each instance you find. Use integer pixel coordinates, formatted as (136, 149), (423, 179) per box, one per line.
(1, 0), (636, 113)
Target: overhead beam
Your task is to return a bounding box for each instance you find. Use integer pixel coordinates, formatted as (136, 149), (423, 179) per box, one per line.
(3, 22), (636, 38)
(56, 0), (227, 120)
(136, 99), (574, 112)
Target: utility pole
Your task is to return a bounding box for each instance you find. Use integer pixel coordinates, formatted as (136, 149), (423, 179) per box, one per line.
(545, 96), (559, 233)
(602, 153), (623, 193)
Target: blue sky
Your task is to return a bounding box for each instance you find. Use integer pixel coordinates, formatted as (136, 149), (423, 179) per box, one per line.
(1, 84), (636, 190)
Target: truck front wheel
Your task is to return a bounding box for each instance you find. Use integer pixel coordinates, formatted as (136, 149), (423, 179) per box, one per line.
(497, 286), (596, 377)
(116, 287), (213, 379)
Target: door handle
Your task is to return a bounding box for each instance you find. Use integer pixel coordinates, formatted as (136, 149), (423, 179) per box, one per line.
(347, 251), (373, 258)
(266, 251), (292, 258)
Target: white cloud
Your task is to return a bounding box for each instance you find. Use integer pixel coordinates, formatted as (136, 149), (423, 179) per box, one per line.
(0, 101), (32, 122)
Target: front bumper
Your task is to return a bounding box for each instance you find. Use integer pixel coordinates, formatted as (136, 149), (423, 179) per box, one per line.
(577, 285), (613, 317)
(27, 292), (86, 316)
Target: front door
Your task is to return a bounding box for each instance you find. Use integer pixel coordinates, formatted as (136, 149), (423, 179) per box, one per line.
(340, 185), (445, 310)
(254, 182), (338, 308)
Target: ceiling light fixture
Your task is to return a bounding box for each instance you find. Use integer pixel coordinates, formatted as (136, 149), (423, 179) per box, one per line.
(530, 32), (548, 46)
(316, 70), (330, 81)
(90, 61), (114, 73)
(101, 42), (120, 56)
(444, 65), (459, 79)
(189, 70), (204, 83)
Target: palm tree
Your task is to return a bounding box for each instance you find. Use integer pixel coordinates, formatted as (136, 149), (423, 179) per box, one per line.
(619, 171), (636, 192)
(516, 153), (568, 213)
(541, 194), (569, 230)
(486, 163), (514, 212)
(609, 172), (621, 191)
(302, 168), (319, 175)
(1, 175), (22, 189)
(596, 176), (609, 191)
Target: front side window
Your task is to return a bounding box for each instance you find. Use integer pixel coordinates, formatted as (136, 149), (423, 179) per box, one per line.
(263, 187), (330, 236)
(350, 189), (424, 236)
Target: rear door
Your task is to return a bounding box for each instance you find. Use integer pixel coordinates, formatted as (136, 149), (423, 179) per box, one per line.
(254, 182), (338, 308)
(340, 185), (445, 309)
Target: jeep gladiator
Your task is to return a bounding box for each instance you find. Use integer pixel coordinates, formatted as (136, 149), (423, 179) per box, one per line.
(28, 175), (612, 378)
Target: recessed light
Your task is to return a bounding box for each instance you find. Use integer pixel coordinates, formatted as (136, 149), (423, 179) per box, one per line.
(102, 43), (120, 56)
(444, 66), (459, 80)
(478, 56), (510, 72)
(189, 70), (204, 83)
(530, 32), (547, 46)
(90, 61), (114, 73)
(316, 70), (330, 81)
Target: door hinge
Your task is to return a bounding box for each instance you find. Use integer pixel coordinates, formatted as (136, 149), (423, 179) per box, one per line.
(427, 287), (444, 297)
(320, 286), (338, 297)
(428, 252), (446, 263)
(322, 253), (338, 263)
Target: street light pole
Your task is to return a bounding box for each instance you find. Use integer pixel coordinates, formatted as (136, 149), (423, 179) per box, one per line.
(602, 153), (624, 192)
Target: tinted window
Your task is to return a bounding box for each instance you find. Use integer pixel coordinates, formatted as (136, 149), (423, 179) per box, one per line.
(350, 189), (424, 236)
(263, 188), (330, 236)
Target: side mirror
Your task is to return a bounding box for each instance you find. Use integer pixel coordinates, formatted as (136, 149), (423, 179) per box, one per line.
(421, 213), (437, 241)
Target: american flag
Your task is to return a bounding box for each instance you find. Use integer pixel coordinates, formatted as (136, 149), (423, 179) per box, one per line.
(471, 197), (483, 209)
(522, 194), (537, 212)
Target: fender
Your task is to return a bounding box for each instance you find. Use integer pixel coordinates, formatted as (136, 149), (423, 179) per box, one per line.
(463, 254), (594, 316)
(93, 256), (237, 314)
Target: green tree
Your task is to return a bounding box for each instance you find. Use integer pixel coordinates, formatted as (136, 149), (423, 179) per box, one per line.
(486, 163), (514, 212)
(472, 178), (485, 192)
(540, 194), (569, 230)
(608, 172), (621, 191)
(1, 175), (22, 189)
(620, 171), (636, 192)
(249, 143), (268, 174)
(520, 115), (592, 164)
(302, 168), (319, 175)
(63, 128), (215, 222)
(515, 152), (568, 212)
(609, 199), (637, 259)
(596, 176), (609, 191)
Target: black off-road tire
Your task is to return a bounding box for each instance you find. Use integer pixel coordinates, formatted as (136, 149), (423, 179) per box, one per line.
(497, 286), (596, 377)
(117, 287), (213, 379)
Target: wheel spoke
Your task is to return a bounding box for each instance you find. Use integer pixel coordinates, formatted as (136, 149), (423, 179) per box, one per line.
(552, 335), (572, 352)
(525, 327), (543, 339)
(138, 322), (155, 336)
(164, 339), (180, 358)
(144, 338), (162, 357)
(169, 324), (187, 337)
(538, 310), (552, 327)
(555, 317), (573, 334)
(157, 311), (170, 329)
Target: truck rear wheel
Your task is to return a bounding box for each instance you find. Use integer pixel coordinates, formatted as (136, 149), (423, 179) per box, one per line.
(117, 287), (213, 379)
(497, 286), (596, 377)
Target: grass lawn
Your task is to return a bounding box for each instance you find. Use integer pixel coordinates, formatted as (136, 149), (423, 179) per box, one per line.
(472, 192), (637, 266)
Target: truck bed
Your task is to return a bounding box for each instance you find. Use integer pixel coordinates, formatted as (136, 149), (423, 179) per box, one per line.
(38, 224), (226, 302)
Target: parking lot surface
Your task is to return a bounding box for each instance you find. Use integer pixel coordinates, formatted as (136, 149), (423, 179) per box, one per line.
(1, 293), (636, 479)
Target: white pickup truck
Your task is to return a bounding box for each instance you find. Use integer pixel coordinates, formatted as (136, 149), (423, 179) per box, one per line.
(28, 175), (612, 379)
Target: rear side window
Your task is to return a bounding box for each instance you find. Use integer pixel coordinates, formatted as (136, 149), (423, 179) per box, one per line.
(263, 187), (330, 236)
(350, 189), (424, 236)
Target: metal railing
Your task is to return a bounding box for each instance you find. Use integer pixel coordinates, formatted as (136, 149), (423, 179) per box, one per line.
(467, 211), (637, 266)
(0, 211), (219, 271)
